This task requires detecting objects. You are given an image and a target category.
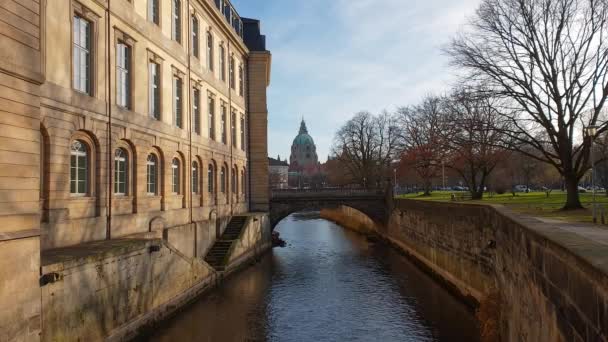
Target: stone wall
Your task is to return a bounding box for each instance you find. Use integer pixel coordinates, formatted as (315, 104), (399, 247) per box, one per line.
(386, 199), (608, 341)
(0, 0), (44, 340)
(39, 212), (271, 341)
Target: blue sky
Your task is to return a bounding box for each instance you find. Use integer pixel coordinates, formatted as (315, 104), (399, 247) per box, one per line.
(232, 0), (482, 161)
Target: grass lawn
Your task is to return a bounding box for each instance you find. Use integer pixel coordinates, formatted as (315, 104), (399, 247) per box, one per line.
(396, 191), (608, 224)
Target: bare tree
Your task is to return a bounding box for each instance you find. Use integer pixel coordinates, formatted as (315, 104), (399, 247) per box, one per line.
(396, 96), (446, 195)
(443, 89), (510, 199)
(331, 111), (399, 188)
(447, 0), (608, 209)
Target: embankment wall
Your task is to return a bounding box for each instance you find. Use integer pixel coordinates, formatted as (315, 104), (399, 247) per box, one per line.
(323, 200), (608, 341)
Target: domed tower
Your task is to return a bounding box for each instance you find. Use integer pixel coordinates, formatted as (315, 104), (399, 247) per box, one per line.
(289, 119), (319, 177)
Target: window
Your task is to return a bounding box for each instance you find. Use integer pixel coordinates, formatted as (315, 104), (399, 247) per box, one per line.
(192, 161), (199, 193)
(231, 110), (236, 146)
(173, 76), (183, 128)
(114, 149), (128, 195)
(220, 166), (226, 193)
(73, 15), (92, 95)
(240, 115), (245, 151)
(229, 56), (235, 89)
(231, 168), (236, 194)
(219, 45), (225, 81)
(70, 140), (88, 195)
(241, 169), (246, 195)
(146, 154), (158, 195)
(172, 0), (181, 43)
(149, 62), (160, 119)
(193, 88), (200, 134)
(191, 15), (199, 57)
(208, 95), (215, 140)
(238, 64), (244, 97)
(221, 103), (227, 144)
(207, 32), (214, 71)
(116, 42), (131, 109)
(208, 163), (215, 194)
(172, 158), (180, 194)
(148, 0), (159, 25)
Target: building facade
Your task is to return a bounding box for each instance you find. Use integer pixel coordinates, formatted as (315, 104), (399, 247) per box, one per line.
(269, 156), (289, 189)
(0, 0), (271, 340)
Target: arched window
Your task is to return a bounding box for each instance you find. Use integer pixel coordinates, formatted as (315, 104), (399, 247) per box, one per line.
(147, 154), (158, 195)
(192, 161), (199, 193)
(114, 148), (128, 195)
(220, 166), (226, 193)
(231, 167), (236, 194)
(241, 169), (246, 195)
(208, 163), (215, 194)
(70, 140), (88, 195)
(172, 158), (180, 194)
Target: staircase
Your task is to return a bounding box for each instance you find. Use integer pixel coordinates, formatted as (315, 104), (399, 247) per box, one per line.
(204, 216), (248, 271)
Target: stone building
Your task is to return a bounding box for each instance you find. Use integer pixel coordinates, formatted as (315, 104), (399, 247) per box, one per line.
(0, 0), (271, 340)
(289, 119), (321, 187)
(269, 155), (289, 189)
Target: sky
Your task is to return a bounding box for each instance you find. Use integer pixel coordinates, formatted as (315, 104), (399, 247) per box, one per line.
(232, 0), (482, 162)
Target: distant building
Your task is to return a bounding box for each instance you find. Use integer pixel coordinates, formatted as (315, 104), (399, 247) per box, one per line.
(269, 156), (289, 189)
(289, 120), (322, 187)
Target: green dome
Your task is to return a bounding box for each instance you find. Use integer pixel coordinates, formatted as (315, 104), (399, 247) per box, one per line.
(293, 133), (315, 146)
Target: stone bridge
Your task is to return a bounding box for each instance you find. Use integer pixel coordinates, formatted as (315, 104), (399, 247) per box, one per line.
(269, 188), (393, 229)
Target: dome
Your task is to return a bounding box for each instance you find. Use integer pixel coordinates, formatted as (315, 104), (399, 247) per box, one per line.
(292, 119), (315, 147)
(293, 133), (315, 146)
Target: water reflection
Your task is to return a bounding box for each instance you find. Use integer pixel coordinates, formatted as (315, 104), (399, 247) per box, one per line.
(145, 212), (479, 342)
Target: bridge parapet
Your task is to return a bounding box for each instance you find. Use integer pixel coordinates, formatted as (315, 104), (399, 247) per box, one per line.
(269, 187), (391, 229)
(271, 188), (385, 199)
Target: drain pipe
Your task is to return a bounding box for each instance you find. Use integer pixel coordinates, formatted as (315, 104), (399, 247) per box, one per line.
(105, 0), (113, 240)
(186, 0), (196, 257)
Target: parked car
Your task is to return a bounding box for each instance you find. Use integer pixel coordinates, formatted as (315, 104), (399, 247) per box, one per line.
(513, 185), (528, 192)
(578, 186), (587, 193)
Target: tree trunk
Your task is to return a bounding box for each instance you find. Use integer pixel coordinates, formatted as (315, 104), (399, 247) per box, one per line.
(563, 174), (583, 210)
(423, 180), (432, 196)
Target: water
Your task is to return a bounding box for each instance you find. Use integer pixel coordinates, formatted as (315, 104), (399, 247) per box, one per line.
(145, 212), (480, 342)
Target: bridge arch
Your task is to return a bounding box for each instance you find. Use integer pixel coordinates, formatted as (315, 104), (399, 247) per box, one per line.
(269, 188), (391, 230)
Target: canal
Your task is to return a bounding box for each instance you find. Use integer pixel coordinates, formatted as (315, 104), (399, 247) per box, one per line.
(144, 212), (480, 342)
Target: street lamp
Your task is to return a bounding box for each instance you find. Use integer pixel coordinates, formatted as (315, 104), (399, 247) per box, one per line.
(587, 125), (599, 223)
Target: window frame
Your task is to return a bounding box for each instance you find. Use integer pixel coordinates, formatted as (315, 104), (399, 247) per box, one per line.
(146, 154), (159, 196)
(238, 63), (244, 97)
(208, 163), (215, 195)
(173, 72), (183, 129)
(172, 158), (181, 195)
(220, 166), (226, 193)
(171, 0), (182, 44)
(229, 56), (235, 89)
(231, 109), (236, 146)
(219, 44), (226, 81)
(208, 93), (216, 140)
(191, 14), (199, 58)
(207, 31), (214, 72)
(192, 87), (201, 134)
(148, 0), (161, 26)
(70, 139), (89, 196)
(192, 161), (199, 194)
(72, 3), (97, 96)
(148, 51), (163, 120)
(114, 148), (128, 196)
(221, 101), (227, 144)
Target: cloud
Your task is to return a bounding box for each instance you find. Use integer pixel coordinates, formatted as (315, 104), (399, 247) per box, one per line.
(233, 0), (481, 161)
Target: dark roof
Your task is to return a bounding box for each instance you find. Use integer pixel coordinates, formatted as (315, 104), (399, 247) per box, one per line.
(242, 18), (267, 51)
(268, 157), (288, 167)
